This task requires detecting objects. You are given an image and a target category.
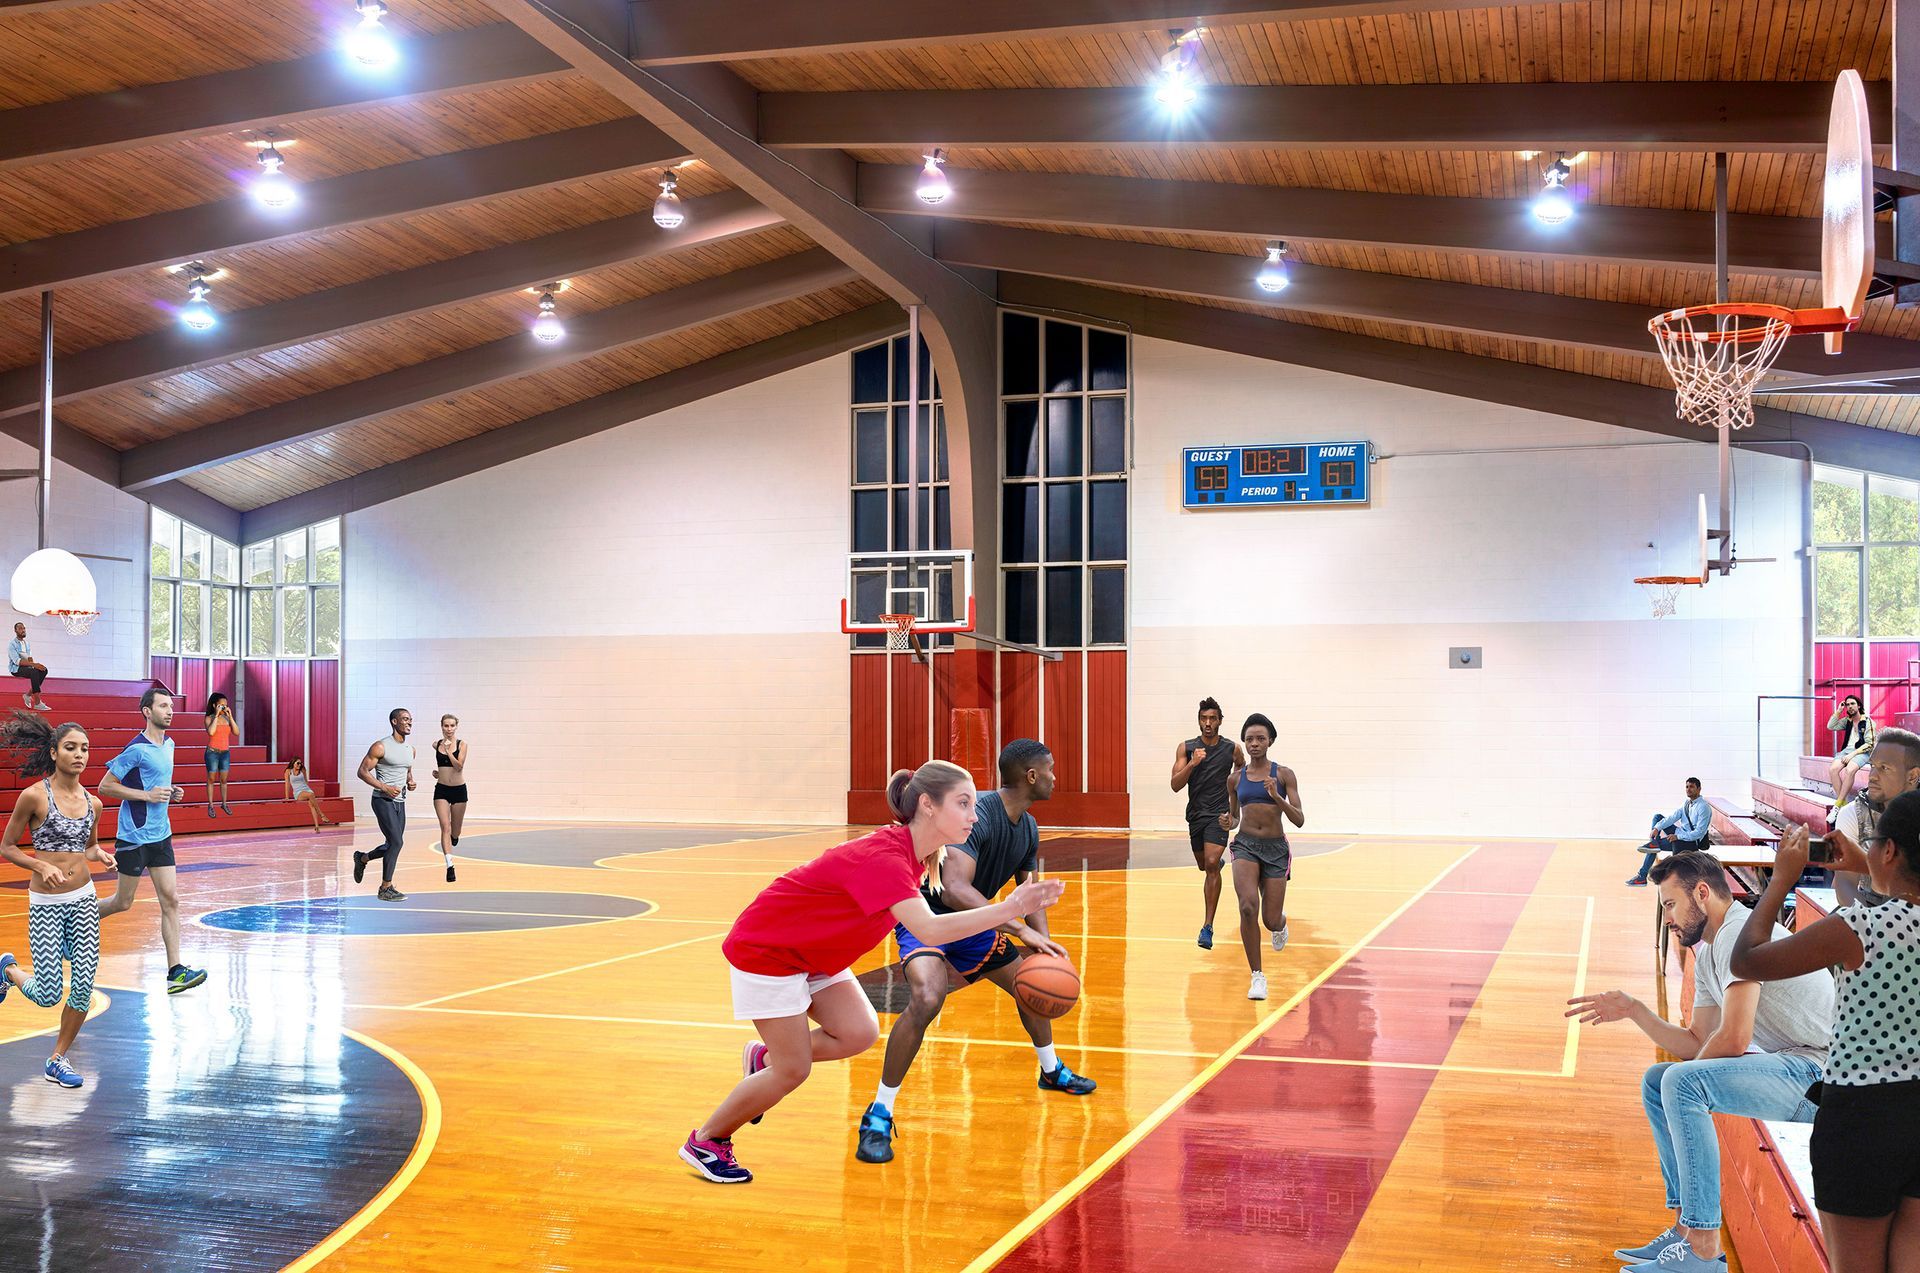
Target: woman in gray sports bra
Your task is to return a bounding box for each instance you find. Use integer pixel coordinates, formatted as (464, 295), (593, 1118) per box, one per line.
(1224, 712), (1306, 1003)
(0, 711), (118, 1089)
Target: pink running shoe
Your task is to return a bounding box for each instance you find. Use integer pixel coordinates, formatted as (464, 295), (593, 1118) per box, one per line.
(680, 1131), (752, 1184)
(743, 1041), (770, 1124)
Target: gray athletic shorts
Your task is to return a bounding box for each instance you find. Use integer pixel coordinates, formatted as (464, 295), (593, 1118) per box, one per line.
(1231, 833), (1291, 880)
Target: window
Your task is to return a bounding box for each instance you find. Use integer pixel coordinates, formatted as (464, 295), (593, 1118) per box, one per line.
(148, 510), (237, 659)
(1001, 313), (1129, 648)
(1814, 467), (1920, 639)
(848, 335), (952, 650)
(239, 517), (340, 660)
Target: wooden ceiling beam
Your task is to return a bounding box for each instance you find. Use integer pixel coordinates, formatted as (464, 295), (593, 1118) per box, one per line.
(858, 162), (1864, 276)
(0, 117), (689, 301)
(0, 191), (782, 420)
(763, 81), (1888, 152)
(0, 25), (571, 173)
(628, 0), (1527, 63)
(238, 301), (904, 539)
(119, 247), (854, 490)
(932, 222), (1920, 379)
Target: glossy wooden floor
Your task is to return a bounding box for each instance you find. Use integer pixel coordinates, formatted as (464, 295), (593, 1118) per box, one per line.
(0, 822), (1692, 1271)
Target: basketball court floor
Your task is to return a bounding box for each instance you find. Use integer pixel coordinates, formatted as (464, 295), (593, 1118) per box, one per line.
(0, 819), (1669, 1270)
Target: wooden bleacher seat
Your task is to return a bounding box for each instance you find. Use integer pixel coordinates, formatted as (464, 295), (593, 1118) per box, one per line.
(1707, 796), (1782, 847)
(1796, 754), (1869, 798)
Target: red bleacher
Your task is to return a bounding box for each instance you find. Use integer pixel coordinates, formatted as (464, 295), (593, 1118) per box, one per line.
(1795, 754), (1869, 797)
(2, 677), (353, 837)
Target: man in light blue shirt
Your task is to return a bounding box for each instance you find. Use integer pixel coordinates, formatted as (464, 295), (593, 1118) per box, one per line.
(7, 621), (49, 709)
(96, 687), (206, 994)
(1629, 776), (1712, 886)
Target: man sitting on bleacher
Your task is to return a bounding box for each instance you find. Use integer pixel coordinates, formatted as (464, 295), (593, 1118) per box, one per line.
(1627, 777), (1711, 887)
(1567, 852), (1834, 1273)
(1827, 725), (1920, 909)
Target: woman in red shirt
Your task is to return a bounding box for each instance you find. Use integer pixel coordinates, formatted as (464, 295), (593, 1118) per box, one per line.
(680, 759), (1065, 1184)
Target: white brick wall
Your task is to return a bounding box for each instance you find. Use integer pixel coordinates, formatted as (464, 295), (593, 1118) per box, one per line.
(342, 355), (853, 824)
(1126, 336), (1807, 839)
(0, 435), (146, 680)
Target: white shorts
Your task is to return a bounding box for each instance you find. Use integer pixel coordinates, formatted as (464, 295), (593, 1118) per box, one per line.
(727, 962), (857, 1020)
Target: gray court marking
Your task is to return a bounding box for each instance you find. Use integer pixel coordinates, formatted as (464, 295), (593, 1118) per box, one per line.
(449, 826), (809, 870)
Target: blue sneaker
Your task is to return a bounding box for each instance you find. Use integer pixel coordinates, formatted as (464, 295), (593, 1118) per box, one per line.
(1614, 1226), (1684, 1263)
(854, 1102), (895, 1163)
(1622, 1242), (1727, 1272)
(679, 1131), (751, 1184)
(1197, 924), (1213, 949)
(0, 953), (15, 1004)
(1038, 1063), (1097, 1095)
(167, 965), (207, 995)
(44, 1055), (82, 1089)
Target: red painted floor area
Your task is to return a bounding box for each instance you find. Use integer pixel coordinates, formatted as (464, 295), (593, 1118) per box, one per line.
(996, 843), (1553, 1272)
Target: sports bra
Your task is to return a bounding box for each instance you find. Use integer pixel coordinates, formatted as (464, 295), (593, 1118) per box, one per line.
(1236, 765), (1284, 807)
(32, 779), (95, 853)
(435, 741), (463, 769)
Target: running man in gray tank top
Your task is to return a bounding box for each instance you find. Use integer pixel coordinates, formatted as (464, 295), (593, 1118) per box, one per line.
(1171, 697), (1245, 951)
(354, 708), (416, 901)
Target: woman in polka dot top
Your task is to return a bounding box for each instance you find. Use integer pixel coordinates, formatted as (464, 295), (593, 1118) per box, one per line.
(1730, 792), (1920, 1272)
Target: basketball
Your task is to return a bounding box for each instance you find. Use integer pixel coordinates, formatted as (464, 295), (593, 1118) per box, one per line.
(1012, 953), (1081, 1019)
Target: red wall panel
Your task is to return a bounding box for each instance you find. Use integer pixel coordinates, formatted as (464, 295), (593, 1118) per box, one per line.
(210, 660), (238, 703)
(1814, 643), (1864, 757)
(177, 659), (209, 716)
(1869, 642), (1920, 720)
(275, 661), (306, 765)
(309, 660), (340, 785)
(850, 655), (889, 792)
(933, 651), (995, 763)
(1000, 653), (1040, 752)
(148, 656), (178, 694)
(889, 652), (930, 774)
(243, 661), (274, 749)
(1042, 652), (1084, 795)
(1085, 650), (1127, 794)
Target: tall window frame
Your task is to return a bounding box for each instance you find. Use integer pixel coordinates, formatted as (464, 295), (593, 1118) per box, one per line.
(1814, 465), (1920, 642)
(240, 518), (343, 660)
(148, 509), (239, 658)
(848, 333), (954, 651)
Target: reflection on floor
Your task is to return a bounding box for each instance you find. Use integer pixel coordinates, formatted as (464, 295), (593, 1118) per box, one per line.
(0, 820), (1666, 1271)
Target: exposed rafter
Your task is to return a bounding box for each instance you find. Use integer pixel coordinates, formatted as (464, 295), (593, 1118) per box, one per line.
(240, 301), (904, 539)
(0, 25), (569, 172)
(762, 82), (1888, 153)
(858, 163), (1875, 277)
(930, 222), (1920, 380)
(0, 191), (783, 420)
(119, 248), (855, 490)
(0, 117), (688, 300)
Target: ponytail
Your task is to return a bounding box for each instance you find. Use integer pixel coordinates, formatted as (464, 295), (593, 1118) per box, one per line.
(0, 710), (84, 781)
(885, 759), (973, 894)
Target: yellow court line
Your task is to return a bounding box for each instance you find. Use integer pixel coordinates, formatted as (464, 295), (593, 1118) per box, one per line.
(403, 930), (725, 1009)
(957, 843), (1483, 1273)
(1563, 893), (1597, 1077)
(0, 988), (111, 1045)
(281, 1026), (443, 1273)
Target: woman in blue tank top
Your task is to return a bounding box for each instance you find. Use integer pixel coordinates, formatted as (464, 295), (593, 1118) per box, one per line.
(1225, 713), (1305, 1002)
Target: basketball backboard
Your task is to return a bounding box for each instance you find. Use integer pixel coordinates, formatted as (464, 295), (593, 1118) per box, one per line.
(841, 549), (976, 635)
(1822, 68), (1875, 354)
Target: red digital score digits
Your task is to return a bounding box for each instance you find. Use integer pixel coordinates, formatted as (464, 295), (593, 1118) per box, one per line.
(1241, 446), (1305, 477)
(1195, 464), (1229, 491)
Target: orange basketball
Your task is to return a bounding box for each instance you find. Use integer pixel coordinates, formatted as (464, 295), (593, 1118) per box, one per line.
(1012, 953), (1081, 1019)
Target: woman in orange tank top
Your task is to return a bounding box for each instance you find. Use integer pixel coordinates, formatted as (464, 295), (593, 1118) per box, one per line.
(203, 693), (237, 817)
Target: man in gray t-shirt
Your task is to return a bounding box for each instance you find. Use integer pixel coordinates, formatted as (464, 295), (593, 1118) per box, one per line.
(1567, 852), (1834, 1271)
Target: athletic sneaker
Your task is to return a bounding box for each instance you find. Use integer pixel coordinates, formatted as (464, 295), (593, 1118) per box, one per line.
(167, 965), (206, 995)
(1038, 1064), (1097, 1095)
(446, 864), (457, 883)
(1625, 876), (1649, 887)
(680, 1131), (752, 1184)
(378, 884), (406, 902)
(1621, 1242), (1727, 1272)
(206, 804), (217, 818)
(743, 1041), (769, 1124)
(0, 953), (15, 1003)
(1614, 1225), (1685, 1263)
(854, 1102), (895, 1164)
(353, 851), (367, 884)
(220, 802), (232, 815)
(1271, 922), (1289, 952)
(1248, 971), (1267, 1000)
(1197, 924), (1213, 950)
(43, 1055), (81, 1089)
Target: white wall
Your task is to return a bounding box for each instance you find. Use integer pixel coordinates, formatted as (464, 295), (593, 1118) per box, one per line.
(1126, 337), (1806, 839)
(342, 356), (852, 824)
(0, 435), (146, 680)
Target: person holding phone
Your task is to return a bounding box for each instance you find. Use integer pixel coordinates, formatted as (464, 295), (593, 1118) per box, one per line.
(1828, 694), (1877, 811)
(203, 692), (237, 817)
(1825, 728), (1920, 909)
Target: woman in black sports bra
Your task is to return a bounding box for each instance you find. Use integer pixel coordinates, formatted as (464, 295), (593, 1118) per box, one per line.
(1224, 712), (1305, 1002)
(432, 714), (467, 884)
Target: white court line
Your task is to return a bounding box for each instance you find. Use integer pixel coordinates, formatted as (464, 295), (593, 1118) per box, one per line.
(1563, 894), (1597, 1077)
(402, 931), (724, 1010)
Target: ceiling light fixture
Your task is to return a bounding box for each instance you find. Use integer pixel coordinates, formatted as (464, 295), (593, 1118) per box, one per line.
(1255, 241), (1291, 293)
(345, 0), (398, 68)
(1153, 28), (1205, 110)
(253, 139), (296, 209)
(652, 174), (685, 229)
(179, 263), (218, 331)
(1533, 154), (1575, 225)
(916, 149), (951, 205)
(531, 285), (564, 342)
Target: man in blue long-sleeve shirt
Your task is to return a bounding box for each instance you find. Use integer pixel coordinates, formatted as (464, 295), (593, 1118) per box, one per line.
(1628, 777), (1711, 886)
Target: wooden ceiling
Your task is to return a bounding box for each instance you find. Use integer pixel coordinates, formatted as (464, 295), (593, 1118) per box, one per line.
(2, 0), (1916, 530)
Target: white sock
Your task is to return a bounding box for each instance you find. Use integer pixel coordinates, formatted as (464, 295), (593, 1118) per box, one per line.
(873, 1081), (900, 1112)
(1035, 1044), (1059, 1072)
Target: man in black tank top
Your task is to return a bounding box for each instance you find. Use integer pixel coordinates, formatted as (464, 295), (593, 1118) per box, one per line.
(1172, 697), (1244, 950)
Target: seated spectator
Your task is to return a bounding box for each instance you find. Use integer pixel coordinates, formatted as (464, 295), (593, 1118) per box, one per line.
(1629, 777), (1711, 887)
(1826, 728), (1920, 909)
(7, 622), (48, 710)
(1568, 850), (1835, 1272)
(1732, 808), (1920, 1273)
(1828, 695), (1876, 811)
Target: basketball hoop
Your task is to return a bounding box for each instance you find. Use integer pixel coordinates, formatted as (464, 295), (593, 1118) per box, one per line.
(878, 613), (917, 652)
(1648, 303), (1806, 431)
(47, 609), (97, 635)
(1633, 576), (1703, 619)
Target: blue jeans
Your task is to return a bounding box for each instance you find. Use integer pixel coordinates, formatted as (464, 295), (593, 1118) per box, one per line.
(1641, 1053), (1822, 1230)
(1634, 814), (1707, 881)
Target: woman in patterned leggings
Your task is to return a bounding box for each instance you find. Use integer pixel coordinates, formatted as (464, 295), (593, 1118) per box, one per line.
(0, 711), (116, 1089)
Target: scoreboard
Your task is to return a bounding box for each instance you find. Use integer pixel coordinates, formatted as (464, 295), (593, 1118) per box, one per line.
(1183, 441), (1371, 509)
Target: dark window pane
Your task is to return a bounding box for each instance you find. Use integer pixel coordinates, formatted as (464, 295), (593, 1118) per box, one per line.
(1005, 400), (1040, 478)
(893, 488), (933, 551)
(1090, 481), (1127, 561)
(915, 338), (932, 401)
(853, 490), (887, 552)
(1090, 397), (1125, 473)
(1091, 569), (1125, 644)
(1046, 398), (1083, 477)
(934, 407), (949, 481)
(1045, 321), (1082, 393)
(1005, 571), (1039, 645)
(891, 334), (909, 400)
(931, 570), (957, 624)
(853, 573), (886, 648)
(1045, 567), (1084, 648)
(853, 343), (889, 404)
(893, 406), (933, 483)
(934, 487), (951, 550)
(1003, 485), (1039, 563)
(1002, 312), (1040, 396)
(1046, 483), (1083, 562)
(1089, 327), (1127, 390)
(855, 410), (888, 483)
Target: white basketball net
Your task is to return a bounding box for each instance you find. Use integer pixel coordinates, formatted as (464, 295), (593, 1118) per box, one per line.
(1649, 305), (1796, 432)
(48, 610), (97, 636)
(879, 613), (916, 652)
(1640, 581), (1686, 619)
